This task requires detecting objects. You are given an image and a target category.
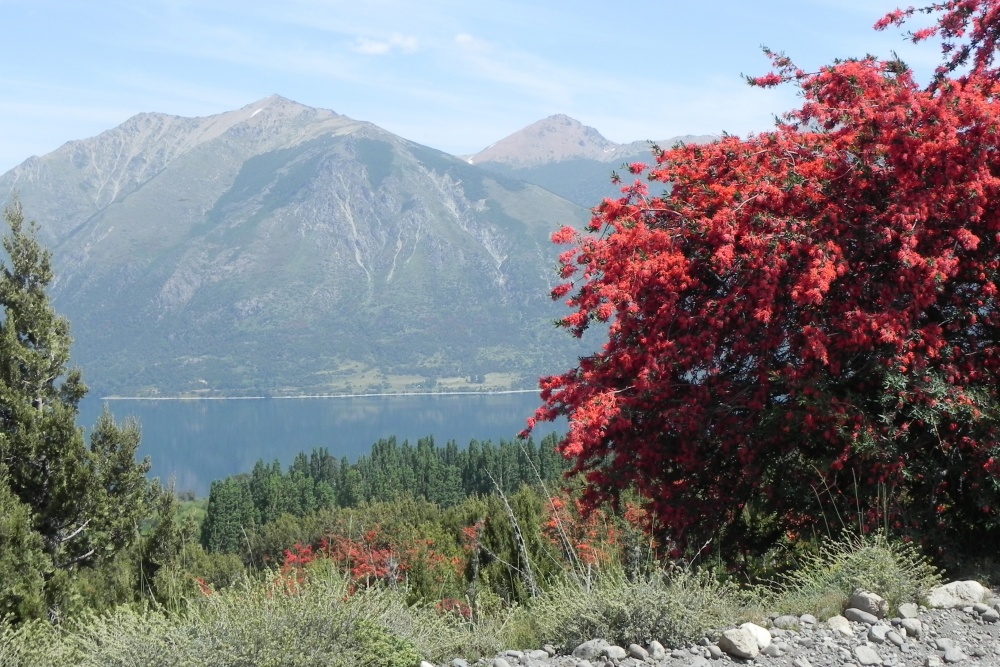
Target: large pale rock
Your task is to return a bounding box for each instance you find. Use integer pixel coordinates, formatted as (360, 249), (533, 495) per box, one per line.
(827, 615), (854, 637)
(901, 618), (923, 638)
(740, 622), (772, 649)
(647, 640), (666, 660)
(927, 581), (988, 608)
(853, 645), (882, 666)
(627, 644), (649, 660)
(718, 628), (760, 659)
(849, 589), (889, 618)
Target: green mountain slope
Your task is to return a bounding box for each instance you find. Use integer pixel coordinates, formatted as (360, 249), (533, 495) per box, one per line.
(0, 96), (591, 396)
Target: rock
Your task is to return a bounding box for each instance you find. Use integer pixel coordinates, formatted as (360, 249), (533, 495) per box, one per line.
(627, 644), (648, 660)
(869, 624), (891, 643)
(926, 657), (943, 667)
(503, 650), (524, 660)
(800, 613), (817, 625)
(526, 650), (549, 660)
(761, 643), (783, 657)
(792, 659), (813, 667)
(740, 621), (772, 649)
(773, 614), (800, 629)
(943, 646), (968, 663)
(450, 660), (470, 667)
(647, 640), (666, 660)
(851, 589), (890, 618)
(542, 644), (556, 657)
(718, 628), (760, 659)
(935, 638), (955, 651)
(887, 630), (905, 647)
(707, 644), (724, 659)
(492, 659), (512, 667)
(927, 581), (988, 608)
(827, 615), (854, 637)
(898, 602), (920, 618)
(901, 617), (924, 638)
(573, 639), (610, 661)
(844, 607), (880, 624)
(420, 662), (436, 667)
(687, 657), (710, 667)
(854, 645), (883, 666)
(600, 646), (627, 661)
(983, 608), (1000, 623)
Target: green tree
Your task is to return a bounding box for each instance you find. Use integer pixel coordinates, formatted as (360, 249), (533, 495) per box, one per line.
(0, 199), (151, 616)
(0, 467), (48, 621)
(201, 477), (257, 554)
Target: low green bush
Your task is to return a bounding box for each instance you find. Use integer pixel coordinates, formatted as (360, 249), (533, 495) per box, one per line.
(774, 531), (942, 619)
(0, 565), (483, 667)
(513, 565), (764, 650)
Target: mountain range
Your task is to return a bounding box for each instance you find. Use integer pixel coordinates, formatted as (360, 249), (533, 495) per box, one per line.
(0, 95), (712, 396)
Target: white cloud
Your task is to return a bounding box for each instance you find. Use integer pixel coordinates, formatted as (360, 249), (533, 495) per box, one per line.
(352, 33), (418, 56)
(454, 33), (488, 51)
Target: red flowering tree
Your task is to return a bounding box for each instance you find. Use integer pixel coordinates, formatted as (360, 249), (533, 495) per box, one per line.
(529, 1), (1000, 558)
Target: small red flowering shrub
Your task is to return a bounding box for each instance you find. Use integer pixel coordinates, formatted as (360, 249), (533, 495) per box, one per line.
(530, 1), (1000, 557)
(275, 525), (463, 604)
(542, 493), (619, 570)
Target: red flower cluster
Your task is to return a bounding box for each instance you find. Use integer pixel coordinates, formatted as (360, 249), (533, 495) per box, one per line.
(530, 1), (1000, 555)
(275, 525), (462, 597)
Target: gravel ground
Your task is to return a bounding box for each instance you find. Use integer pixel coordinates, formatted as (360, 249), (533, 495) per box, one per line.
(426, 582), (1000, 667)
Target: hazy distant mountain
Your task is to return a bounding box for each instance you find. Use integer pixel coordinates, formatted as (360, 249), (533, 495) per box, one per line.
(464, 114), (716, 207)
(1, 96), (591, 396)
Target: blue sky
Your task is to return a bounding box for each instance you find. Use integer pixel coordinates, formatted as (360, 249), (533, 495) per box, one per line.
(0, 0), (943, 173)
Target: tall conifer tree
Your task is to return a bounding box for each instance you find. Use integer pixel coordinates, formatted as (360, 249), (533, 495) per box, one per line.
(0, 197), (151, 617)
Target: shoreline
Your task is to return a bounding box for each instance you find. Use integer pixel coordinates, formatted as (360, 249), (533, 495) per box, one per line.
(99, 388), (541, 401)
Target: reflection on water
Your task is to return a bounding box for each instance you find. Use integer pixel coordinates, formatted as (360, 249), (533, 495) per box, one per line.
(77, 393), (563, 497)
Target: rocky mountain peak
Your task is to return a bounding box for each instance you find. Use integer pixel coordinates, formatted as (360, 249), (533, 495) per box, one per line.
(465, 115), (620, 167)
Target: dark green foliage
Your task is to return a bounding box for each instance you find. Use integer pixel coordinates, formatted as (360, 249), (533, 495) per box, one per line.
(0, 472), (48, 621)
(200, 434), (568, 555)
(200, 478), (257, 554)
(0, 199), (153, 622)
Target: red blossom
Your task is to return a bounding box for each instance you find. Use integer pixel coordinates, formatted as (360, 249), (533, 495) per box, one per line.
(528, 1), (1000, 555)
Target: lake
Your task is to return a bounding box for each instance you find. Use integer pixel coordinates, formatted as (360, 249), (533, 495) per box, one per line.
(76, 392), (563, 497)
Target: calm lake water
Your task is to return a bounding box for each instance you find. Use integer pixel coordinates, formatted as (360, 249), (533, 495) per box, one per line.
(76, 392), (563, 497)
